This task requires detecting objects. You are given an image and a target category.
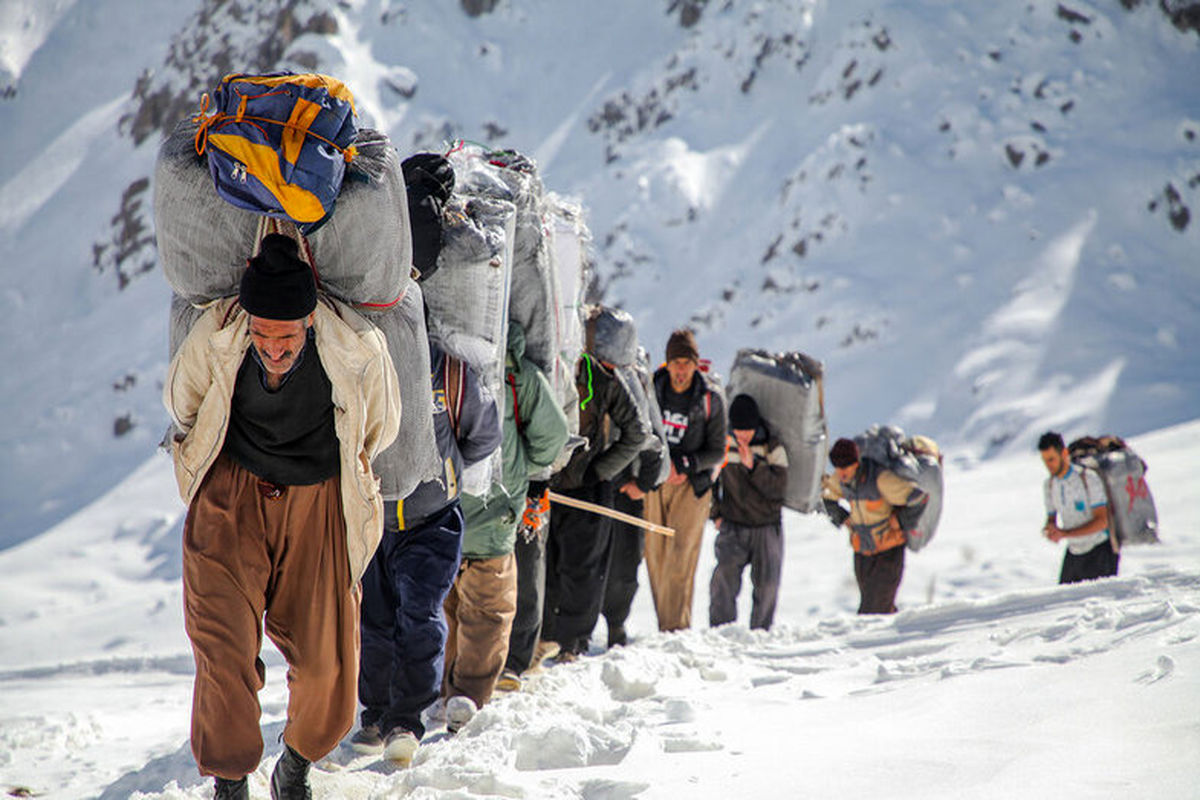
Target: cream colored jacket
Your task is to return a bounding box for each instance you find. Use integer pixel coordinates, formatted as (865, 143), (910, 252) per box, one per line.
(163, 296), (401, 583)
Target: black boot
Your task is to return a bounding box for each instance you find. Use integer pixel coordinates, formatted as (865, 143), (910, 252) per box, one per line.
(214, 776), (249, 800)
(270, 744), (312, 800)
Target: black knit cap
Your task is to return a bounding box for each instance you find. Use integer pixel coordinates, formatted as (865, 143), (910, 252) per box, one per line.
(728, 394), (761, 431)
(829, 438), (860, 468)
(240, 234), (318, 320)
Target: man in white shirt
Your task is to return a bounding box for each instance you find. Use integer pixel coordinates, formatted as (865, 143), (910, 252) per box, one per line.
(1038, 431), (1119, 584)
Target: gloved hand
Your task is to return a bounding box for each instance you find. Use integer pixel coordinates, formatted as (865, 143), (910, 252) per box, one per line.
(823, 498), (850, 528)
(518, 489), (551, 544)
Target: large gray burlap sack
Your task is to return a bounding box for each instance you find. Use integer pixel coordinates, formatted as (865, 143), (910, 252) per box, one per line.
(155, 120), (413, 306)
(545, 193), (590, 443)
(729, 349), (829, 513)
(168, 293), (208, 361)
(1091, 449), (1159, 546)
(1068, 439), (1159, 546)
(587, 305), (639, 369)
(620, 352), (671, 488)
(446, 148), (561, 381)
(360, 284), (441, 501)
(545, 192), (588, 390)
(168, 288), (440, 501)
(853, 424), (944, 552)
(424, 195), (514, 406)
(422, 195), (515, 495)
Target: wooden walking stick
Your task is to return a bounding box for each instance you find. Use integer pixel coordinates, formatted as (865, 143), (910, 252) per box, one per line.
(547, 491), (675, 537)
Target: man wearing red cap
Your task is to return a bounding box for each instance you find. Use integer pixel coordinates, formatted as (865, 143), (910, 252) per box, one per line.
(164, 234), (401, 800)
(823, 437), (927, 614)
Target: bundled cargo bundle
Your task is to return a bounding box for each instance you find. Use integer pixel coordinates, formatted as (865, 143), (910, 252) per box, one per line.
(586, 304), (639, 369)
(620, 347), (672, 488)
(154, 73), (439, 497)
(360, 285), (438, 501)
(421, 195), (515, 408)
(1067, 435), (1159, 546)
(443, 145), (568, 391)
(156, 122), (414, 308)
(853, 424), (944, 552)
(728, 349), (828, 513)
(544, 192), (590, 431)
(420, 193), (515, 494)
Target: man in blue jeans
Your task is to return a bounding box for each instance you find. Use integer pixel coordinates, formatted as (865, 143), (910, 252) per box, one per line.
(352, 339), (501, 763)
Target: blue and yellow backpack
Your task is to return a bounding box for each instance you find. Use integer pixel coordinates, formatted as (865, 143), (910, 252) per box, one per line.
(193, 72), (358, 231)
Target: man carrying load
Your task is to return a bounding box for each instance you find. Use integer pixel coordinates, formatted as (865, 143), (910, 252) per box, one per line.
(164, 235), (400, 800)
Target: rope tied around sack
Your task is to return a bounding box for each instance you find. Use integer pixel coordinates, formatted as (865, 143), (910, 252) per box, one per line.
(192, 91), (359, 164)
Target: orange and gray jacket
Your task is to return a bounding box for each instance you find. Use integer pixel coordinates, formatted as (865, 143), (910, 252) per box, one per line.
(823, 459), (927, 555)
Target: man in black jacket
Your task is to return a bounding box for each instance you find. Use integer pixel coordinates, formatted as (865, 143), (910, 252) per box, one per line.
(643, 329), (728, 632)
(709, 395), (788, 631)
(543, 310), (650, 659)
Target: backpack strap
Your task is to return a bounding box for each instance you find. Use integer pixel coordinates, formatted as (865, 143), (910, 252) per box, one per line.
(1079, 466), (1120, 553)
(507, 373), (525, 435)
(443, 355), (464, 438)
(220, 299), (242, 329)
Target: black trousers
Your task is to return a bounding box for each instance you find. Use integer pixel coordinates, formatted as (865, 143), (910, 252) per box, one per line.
(543, 481), (614, 654)
(1059, 542), (1120, 584)
(505, 510), (547, 674)
(600, 492), (644, 644)
(853, 545), (905, 614)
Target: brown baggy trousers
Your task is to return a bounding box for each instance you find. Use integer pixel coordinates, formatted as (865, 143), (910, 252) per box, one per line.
(443, 553), (517, 708)
(643, 481), (712, 632)
(183, 455), (359, 779)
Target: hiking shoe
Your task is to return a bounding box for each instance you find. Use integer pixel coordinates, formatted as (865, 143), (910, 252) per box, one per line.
(495, 668), (522, 692)
(349, 723), (384, 754)
(214, 777), (249, 800)
(270, 744), (312, 800)
(445, 695), (478, 733)
(382, 728), (419, 765)
(529, 639), (560, 672)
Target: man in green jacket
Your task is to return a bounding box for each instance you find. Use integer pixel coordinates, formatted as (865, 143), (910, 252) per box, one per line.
(441, 321), (569, 731)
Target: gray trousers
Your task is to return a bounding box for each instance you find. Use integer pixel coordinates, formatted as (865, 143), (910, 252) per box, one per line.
(708, 521), (783, 631)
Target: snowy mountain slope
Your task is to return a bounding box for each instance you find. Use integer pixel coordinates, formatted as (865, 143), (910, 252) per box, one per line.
(0, 3), (1198, 549)
(0, 420), (1197, 799)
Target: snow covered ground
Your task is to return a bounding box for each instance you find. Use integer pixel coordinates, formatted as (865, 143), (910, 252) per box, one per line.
(1, 420), (1197, 799)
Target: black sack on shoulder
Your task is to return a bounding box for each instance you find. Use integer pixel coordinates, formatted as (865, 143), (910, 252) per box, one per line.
(401, 153), (456, 281)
